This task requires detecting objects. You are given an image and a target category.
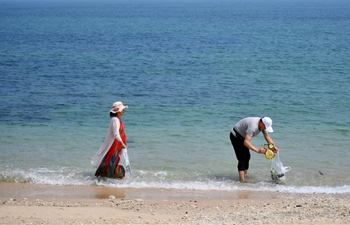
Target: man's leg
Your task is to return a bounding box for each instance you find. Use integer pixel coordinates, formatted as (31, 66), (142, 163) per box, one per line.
(239, 170), (245, 182)
(230, 132), (249, 182)
(238, 170), (248, 183)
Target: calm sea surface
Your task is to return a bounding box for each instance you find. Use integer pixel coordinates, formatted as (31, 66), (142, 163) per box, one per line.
(1, 0), (350, 194)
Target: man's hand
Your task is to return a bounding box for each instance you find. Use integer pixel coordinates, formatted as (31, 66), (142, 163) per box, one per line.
(259, 148), (267, 154)
(274, 146), (279, 153)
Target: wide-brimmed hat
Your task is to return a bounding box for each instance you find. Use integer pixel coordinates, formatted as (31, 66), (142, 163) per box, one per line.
(110, 101), (128, 113)
(262, 117), (274, 133)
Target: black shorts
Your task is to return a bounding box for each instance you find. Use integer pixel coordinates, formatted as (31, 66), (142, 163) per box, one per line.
(230, 131), (251, 171)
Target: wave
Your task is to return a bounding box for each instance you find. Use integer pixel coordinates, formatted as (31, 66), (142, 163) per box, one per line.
(1, 167), (350, 194)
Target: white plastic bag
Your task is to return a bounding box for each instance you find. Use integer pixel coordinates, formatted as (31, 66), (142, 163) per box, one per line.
(118, 148), (132, 177)
(270, 152), (291, 182)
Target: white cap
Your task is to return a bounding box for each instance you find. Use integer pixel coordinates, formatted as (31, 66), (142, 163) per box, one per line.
(262, 117), (274, 133)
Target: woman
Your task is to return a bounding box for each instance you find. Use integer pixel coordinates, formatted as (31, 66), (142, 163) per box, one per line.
(91, 101), (128, 178)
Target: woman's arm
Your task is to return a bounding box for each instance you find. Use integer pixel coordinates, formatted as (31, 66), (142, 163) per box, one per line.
(112, 118), (126, 148)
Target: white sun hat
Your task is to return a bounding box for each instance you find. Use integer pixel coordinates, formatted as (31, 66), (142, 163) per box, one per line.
(110, 101), (128, 113)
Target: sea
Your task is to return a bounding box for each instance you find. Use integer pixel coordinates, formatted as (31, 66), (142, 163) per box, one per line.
(1, 0), (350, 195)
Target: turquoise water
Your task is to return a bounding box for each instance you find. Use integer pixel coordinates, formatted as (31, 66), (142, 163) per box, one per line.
(1, 0), (350, 194)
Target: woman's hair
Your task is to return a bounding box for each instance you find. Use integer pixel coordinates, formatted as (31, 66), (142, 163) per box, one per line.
(110, 112), (118, 117)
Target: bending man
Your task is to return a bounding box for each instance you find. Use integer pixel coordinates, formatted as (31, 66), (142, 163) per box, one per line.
(229, 117), (279, 183)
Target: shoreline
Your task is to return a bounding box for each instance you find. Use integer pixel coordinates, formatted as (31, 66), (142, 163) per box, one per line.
(1, 182), (350, 224)
(0, 182), (285, 200)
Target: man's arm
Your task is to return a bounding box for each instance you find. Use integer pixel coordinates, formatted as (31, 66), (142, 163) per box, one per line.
(262, 130), (279, 152)
(244, 135), (266, 154)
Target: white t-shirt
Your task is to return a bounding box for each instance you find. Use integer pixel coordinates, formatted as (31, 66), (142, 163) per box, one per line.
(233, 117), (262, 138)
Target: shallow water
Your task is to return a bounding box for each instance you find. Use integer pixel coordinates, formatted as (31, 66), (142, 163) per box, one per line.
(1, 0), (350, 194)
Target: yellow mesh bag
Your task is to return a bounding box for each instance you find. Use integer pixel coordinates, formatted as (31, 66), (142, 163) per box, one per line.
(264, 143), (276, 160)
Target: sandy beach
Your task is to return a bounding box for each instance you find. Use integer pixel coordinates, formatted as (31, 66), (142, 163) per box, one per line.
(0, 182), (349, 225)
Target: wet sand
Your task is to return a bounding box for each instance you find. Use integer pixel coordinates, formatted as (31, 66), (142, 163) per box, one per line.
(0, 182), (349, 224)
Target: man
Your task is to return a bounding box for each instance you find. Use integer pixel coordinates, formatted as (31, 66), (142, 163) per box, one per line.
(229, 117), (279, 183)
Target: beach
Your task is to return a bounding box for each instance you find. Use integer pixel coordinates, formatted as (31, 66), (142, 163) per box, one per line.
(1, 182), (349, 225)
(1, 1), (350, 224)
